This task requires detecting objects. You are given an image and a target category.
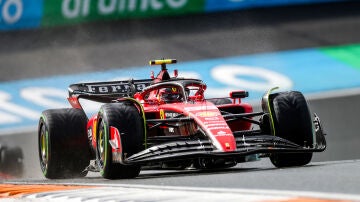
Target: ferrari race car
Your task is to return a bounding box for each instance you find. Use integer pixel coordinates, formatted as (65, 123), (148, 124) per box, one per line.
(38, 59), (326, 179)
(0, 144), (23, 179)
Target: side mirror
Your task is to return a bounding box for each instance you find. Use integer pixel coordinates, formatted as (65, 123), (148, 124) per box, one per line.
(230, 90), (249, 99)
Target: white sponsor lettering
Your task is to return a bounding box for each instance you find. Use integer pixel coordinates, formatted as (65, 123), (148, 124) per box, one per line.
(165, 112), (180, 118)
(167, 0), (187, 8)
(62, 0), (82, 18)
(98, 0), (117, 14)
(111, 85), (122, 92)
(185, 105), (217, 111)
(99, 86), (108, 93)
(0, 0), (22, 24)
(63, 0), (91, 18)
(204, 117), (220, 121)
(195, 111), (220, 117)
(214, 130), (232, 136)
(62, 0), (188, 19)
(205, 123), (228, 127)
(204, 120), (225, 125)
(82, 0), (90, 16)
(136, 83), (147, 91)
(87, 83), (130, 93)
(209, 126), (229, 130)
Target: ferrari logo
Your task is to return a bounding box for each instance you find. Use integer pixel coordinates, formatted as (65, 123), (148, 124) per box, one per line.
(225, 142), (230, 149)
(160, 109), (165, 119)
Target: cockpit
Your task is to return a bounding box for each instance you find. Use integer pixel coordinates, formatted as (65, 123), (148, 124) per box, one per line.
(135, 79), (206, 105)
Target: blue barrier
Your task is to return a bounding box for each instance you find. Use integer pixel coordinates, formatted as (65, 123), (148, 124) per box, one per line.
(205, 0), (342, 12)
(0, 0), (42, 30)
(0, 0), (346, 31)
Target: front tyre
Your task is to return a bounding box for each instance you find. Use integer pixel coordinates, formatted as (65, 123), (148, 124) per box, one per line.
(269, 91), (313, 168)
(38, 108), (90, 179)
(96, 102), (144, 179)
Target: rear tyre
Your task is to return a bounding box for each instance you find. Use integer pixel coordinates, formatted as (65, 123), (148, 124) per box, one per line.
(96, 102), (144, 179)
(38, 108), (90, 179)
(269, 91), (313, 168)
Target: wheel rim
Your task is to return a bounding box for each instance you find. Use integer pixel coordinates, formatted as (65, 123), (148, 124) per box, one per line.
(39, 123), (48, 172)
(97, 123), (105, 169)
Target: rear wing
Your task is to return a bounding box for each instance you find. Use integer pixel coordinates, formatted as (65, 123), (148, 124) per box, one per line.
(68, 79), (152, 101)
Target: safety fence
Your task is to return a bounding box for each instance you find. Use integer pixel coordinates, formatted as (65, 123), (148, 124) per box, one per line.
(0, 0), (342, 31)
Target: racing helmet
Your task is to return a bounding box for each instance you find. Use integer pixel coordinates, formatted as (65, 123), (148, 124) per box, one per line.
(158, 87), (182, 102)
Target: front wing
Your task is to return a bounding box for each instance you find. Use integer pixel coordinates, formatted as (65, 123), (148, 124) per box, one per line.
(125, 129), (326, 164)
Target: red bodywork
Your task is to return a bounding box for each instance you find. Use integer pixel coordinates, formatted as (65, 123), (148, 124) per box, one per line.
(76, 67), (253, 156)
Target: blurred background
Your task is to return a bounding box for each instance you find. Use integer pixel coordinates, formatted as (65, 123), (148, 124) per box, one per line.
(0, 0), (359, 179)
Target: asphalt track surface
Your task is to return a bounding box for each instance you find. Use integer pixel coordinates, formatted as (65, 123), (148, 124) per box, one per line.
(1, 1), (360, 200)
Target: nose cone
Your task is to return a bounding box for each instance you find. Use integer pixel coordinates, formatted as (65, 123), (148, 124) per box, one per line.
(210, 129), (236, 152)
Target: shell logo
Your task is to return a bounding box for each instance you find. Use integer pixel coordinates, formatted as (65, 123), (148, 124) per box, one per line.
(195, 111), (220, 117)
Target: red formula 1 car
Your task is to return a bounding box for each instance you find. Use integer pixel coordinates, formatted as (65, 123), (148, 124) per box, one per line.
(38, 59), (326, 179)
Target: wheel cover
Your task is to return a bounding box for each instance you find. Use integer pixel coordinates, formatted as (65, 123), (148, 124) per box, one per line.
(39, 124), (48, 172)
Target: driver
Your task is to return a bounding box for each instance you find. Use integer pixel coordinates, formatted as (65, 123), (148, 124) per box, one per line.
(158, 87), (183, 103)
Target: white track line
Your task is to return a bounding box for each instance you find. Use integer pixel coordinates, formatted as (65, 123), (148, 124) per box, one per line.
(6, 182), (360, 202)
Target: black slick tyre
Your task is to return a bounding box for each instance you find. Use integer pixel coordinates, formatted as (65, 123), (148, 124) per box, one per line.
(38, 108), (90, 179)
(96, 102), (144, 179)
(269, 91), (313, 168)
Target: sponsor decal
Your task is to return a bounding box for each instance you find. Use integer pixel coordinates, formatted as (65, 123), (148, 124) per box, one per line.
(215, 130), (232, 137)
(165, 111), (180, 118)
(83, 82), (147, 94)
(204, 117), (220, 121)
(206, 123), (228, 127)
(195, 111), (220, 117)
(42, 0), (205, 26)
(204, 120), (225, 125)
(185, 105), (218, 111)
(225, 142), (230, 149)
(208, 126), (230, 131)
